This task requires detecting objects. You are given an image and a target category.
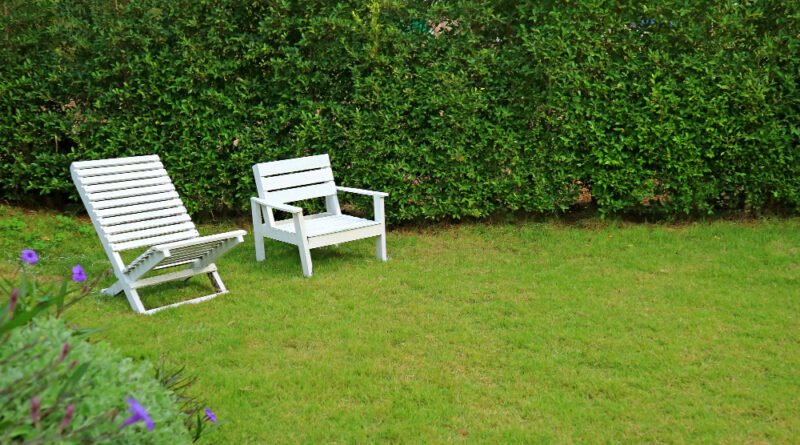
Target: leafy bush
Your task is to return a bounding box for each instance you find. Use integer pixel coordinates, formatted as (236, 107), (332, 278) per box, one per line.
(0, 0), (798, 220)
(0, 251), (218, 443)
(0, 317), (192, 444)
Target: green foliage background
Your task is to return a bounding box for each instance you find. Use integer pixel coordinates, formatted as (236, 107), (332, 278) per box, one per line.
(1, 0), (798, 221)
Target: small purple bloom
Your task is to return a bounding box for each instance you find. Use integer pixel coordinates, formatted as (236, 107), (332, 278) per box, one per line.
(59, 403), (74, 431)
(121, 398), (154, 431)
(59, 342), (70, 363)
(31, 397), (41, 425)
(21, 250), (38, 265)
(9, 288), (19, 316)
(72, 265), (87, 282)
(203, 408), (217, 423)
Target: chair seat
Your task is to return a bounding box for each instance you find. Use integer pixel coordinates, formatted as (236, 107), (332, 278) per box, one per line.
(276, 214), (381, 238)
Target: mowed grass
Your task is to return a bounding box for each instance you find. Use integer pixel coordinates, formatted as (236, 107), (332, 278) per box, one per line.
(1, 205), (799, 443)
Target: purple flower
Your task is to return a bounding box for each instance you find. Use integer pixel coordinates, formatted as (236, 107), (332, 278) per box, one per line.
(121, 398), (154, 431)
(9, 288), (19, 316)
(31, 397), (41, 425)
(59, 342), (70, 363)
(203, 408), (217, 423)
(58, 403), (74, 431)
(21, 250), (38, 265)
(72, 265), (87, 282)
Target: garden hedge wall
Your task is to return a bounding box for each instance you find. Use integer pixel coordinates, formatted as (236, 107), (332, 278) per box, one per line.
(1, 0), (798, 222)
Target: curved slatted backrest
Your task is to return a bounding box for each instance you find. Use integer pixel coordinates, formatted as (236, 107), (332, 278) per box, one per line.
(252, 154), (337, 204)
(71, 155), (199, 253)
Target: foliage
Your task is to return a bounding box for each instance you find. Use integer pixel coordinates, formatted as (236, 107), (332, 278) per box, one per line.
(1, 317), (192, 444)
(154, 363), (226, 442)
(0, 1), (798, 221)
(0, 253), (207, 443)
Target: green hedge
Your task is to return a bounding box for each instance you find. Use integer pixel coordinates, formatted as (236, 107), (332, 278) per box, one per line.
(1, 0), (798, 221)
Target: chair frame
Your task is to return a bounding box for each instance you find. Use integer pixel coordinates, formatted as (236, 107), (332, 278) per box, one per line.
(71, 155), (246, 314)
(251, 154), (388, 277)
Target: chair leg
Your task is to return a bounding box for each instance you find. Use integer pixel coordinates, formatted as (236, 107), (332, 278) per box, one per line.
(207, 270), (227, 293)
(252, 205), (266, 262)
(376, 232), (388, 261)
(103, 279), (126, 297)
(298, 245), (313, 277)
(122, 286), (147, 314)
(254, 232), (266, 262)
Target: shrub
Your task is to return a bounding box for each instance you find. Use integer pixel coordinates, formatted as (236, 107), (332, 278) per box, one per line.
(0, 0), (798, 220)
(0, 317), (192, 444)
(0, 250), (219, 443)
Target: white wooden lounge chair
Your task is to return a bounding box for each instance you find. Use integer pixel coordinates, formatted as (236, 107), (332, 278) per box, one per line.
(251, 154), (388, 277)
(70, 155), (246, 314)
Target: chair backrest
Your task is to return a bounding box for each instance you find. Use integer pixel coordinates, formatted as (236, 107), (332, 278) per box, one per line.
(252, 154), (338, 205)
(70, 155), (199, 257)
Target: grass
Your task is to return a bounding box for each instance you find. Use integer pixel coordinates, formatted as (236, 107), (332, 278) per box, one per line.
(2, 205), (799, 443)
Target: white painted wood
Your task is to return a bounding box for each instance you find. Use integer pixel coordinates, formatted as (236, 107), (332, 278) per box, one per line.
(78, 169), (170, 186)
(94, 198), (186, 219)
(71, 154), (246, 314)
(307, 224), (384, 249)
(293, 213), (313, 277)
(251, 202), (266, 262)
(129, 265), (217, 289)
(251, 153), (389, 277)
(374, 195), (387, 261)
(74, 161), (164, 177)
(100, 206), (189, 226)
(336, 186), (390, 198)
(88, 183), (176, 201)
(254, 154), (330, 177)
(110, 229), (199, 252)
(125, 249), (169, 283)
(92, 191), (181, 210)
(274, 214), (379, 237)
(107, 222), (197, 244)
(251, 197), (302, 213)
(263, 167), (334, 191)
(83, 175), (171, 193)
(265, 182), (336, 204)
(71, 155), (160, 169)
(103, 214), (193, 235)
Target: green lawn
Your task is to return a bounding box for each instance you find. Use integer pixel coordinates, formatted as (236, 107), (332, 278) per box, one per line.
(2, 205), (799, 443)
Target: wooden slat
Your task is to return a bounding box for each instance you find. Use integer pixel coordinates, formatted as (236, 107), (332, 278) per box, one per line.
(111, 230), (199, 252)
(265, 182), (336, 203)
(99, 206), (188, 227)
(95, 198), (185, 219)
(74, 161), (164, 178)
(128, 265), (216, 289)
(71, 155), (160, 170)
(103, 214), (193, 235)
(153, 259), (198, 270)
(106, 222), (197, 244)
(262, 167), (334, 191)
(276, 214), (379, 237)
(88, 183), (176, 202)
(307, 224), (384, 249)
(92, 191), (180, 210)
(255, 154), (330, 177)
(83, 176), (172, 194)
(78, 169), (170, 186)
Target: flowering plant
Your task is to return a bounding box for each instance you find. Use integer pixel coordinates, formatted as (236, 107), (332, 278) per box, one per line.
(1, 250), (219, 443)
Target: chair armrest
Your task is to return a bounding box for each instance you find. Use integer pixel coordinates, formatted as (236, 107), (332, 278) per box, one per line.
(154, 230), (247, 251)
(336, 186), (389, 198)
(251, 197), (303, 214)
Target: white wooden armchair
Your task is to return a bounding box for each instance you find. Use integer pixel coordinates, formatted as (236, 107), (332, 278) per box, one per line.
(251, 154), (388, 277)
(71, 155), (246, 314)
